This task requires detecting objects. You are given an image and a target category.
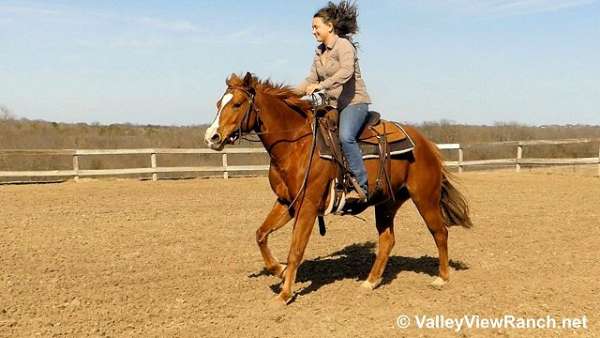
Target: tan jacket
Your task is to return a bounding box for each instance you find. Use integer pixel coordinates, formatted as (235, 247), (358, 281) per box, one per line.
(296, 35), (371, 110)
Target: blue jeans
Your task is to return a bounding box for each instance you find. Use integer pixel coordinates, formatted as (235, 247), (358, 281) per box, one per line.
(339, 103), (369, 193)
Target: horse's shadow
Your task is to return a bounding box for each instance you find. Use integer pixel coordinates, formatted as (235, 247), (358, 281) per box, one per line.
(248, 241), (469, 298)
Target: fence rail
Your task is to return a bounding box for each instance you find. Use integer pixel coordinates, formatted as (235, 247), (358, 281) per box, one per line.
(1, 139), (599, 181)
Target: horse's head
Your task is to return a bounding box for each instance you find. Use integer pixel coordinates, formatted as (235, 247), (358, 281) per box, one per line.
(204, 72), (258, 150)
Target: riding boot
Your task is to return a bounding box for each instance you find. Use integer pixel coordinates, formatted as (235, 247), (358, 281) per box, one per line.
(347, 176), (367, 202)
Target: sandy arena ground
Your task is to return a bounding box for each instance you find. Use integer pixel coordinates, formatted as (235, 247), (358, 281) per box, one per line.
(1, 170), (599, 337)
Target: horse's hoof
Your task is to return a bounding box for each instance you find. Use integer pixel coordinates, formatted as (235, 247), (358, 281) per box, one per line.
(429, 277), (448, 289)
(267, 263), (286, 279)
(271, 293), (291, 307)
(270, 296), (288, 309)
(361, 278), (381, 290)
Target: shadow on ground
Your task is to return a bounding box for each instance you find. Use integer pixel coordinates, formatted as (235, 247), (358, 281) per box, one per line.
(248, 241), (469, 300)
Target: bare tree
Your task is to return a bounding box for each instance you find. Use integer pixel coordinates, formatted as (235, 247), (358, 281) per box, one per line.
(0, 105), (15, 120)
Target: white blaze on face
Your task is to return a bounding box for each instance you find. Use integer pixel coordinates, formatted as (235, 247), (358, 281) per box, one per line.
(205, 93), (233, 145)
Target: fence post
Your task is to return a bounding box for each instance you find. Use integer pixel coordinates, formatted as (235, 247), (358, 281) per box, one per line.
(458, 146), (464, 174)
(516, 144), (522, 172)
(151, 152), (157, 181)
(72, 153), (79, 182)
(598, 143), (600, 177)
(222, 153), (229, 179)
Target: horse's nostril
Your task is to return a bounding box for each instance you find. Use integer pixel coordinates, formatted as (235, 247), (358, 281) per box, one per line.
(210, 133), (221, 143)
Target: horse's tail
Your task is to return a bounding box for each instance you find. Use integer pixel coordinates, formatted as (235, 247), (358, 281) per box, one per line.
(403, 126), (473, 228)
(440, 167), (473, 228)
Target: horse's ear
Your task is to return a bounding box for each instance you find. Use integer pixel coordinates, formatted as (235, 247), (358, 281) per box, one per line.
(242, 72), (253, 88)
(226, 73), (238, 86)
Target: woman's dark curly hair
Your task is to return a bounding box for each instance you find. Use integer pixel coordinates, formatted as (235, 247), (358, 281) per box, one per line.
(314, 1), (359, 37)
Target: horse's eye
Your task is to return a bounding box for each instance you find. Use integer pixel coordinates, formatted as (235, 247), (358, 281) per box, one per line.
(233, 103), (242, 109)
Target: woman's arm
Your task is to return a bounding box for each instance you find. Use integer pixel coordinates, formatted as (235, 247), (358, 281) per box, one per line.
(294, 55), (320, 95)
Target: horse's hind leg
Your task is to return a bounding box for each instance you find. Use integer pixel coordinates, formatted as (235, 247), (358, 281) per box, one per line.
(362, 199), (406, 290)
(411, 187), (450, 287)
(256, 200), (292, 278)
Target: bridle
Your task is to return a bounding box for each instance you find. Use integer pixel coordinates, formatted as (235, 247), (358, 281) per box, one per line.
(214, 86), (325, 212)
(221, 86), (260, 144)
(217, 86), (323, 143)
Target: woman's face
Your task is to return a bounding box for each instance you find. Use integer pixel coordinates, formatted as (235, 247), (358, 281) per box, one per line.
(312, 17), (333, 43)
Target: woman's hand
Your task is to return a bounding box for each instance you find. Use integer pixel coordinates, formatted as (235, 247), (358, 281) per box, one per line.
(305, 83), (321, 95)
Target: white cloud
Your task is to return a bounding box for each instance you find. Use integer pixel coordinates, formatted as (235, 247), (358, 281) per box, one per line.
(0, 3), (202, 34)
(0, 17), (14, 25)
(418, 0), (597, 17)
(0, 4), (61, 17)
(109, 37), (164, 49)
(227, 27), (256, 39)
(272, 58), (289, 67)
(223, 27), (274, 45)
(481, 0), (595, 16)
(134, 17), (200, 33)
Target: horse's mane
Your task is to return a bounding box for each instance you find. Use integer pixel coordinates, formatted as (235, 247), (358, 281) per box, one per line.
(256, 79), (312, 112)
(229, 74), (312, 115)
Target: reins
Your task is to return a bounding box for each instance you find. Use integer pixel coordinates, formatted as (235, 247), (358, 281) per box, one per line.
(228, 86), (321, 213)
(286, 118), (318, 212)
(240, 127), (312, 143)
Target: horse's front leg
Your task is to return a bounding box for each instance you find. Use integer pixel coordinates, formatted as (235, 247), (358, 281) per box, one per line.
(256, 200), (293, 278)
(275, 201), (318, 305)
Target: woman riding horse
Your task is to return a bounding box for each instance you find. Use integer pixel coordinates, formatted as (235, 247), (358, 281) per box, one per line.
(204, 72), (472, 305)
(203, 1), (472, 306)
(296, 1), (370, 202)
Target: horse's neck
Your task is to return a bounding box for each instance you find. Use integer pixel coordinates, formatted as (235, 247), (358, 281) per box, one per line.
(256, 95), (312, 163)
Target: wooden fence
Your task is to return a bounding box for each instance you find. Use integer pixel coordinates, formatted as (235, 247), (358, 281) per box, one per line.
(1, 139), (599, 182)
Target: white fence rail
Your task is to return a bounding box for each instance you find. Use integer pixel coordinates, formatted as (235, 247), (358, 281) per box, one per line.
(1, 139), (599, 181)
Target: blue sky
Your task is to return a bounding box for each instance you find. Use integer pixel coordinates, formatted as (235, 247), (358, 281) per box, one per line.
(1, 0), (599, 126)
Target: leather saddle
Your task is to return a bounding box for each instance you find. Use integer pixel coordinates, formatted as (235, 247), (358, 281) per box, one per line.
(358, 112), (408, 145)
(315, 106), (414, 161)
(314, 106), (415, 214)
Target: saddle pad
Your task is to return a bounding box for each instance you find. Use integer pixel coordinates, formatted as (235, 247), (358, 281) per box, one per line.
(317, 121), (415, 161)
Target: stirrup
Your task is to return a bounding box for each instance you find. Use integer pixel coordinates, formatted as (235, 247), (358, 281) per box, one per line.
(348, 177), (367, 202)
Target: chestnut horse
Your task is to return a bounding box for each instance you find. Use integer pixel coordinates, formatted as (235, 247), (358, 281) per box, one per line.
(204, 72), (472, 305)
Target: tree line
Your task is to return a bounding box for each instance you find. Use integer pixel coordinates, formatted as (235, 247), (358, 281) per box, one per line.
(1, 115), (599, 173)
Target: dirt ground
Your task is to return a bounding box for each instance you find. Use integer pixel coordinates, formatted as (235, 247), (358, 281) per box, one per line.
(1, 169), (599, 337)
